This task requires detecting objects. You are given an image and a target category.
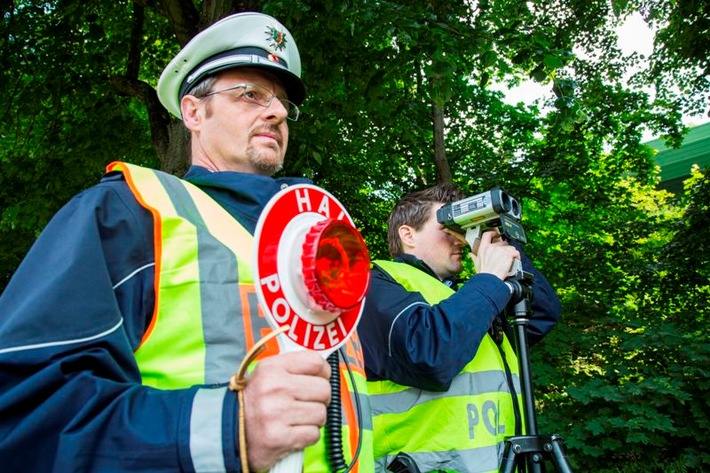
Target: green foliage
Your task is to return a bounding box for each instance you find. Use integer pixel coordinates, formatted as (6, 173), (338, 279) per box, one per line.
(533, 171), (710, 470)
(640, 0), (710, 117)
(0, 0), (158, 286)
(1, 0), (709, 470)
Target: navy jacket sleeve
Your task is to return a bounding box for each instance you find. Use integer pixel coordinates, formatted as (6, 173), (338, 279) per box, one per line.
(517, 247), (562, 345)
(0, 179), (240, 472)
(359, 267), (511, 392)
(358, 253), (561, 392)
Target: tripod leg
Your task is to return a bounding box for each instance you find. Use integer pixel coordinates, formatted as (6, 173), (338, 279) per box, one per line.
(500, 444), (518, 473)
(530, 456), (545, 473)
(548, 435), (573, 473)
(503, 276), (574, 473)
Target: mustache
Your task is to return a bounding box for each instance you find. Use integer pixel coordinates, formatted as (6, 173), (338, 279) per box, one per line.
(252, 126), (283, 140)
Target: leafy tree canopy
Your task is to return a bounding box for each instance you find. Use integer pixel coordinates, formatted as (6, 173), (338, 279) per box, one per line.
(1, 0), (708, 469)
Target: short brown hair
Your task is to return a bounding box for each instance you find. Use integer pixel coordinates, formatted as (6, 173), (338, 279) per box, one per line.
(387, 183), (466, 257)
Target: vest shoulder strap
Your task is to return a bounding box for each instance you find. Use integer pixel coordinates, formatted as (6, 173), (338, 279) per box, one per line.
(373, 259), (454, 304)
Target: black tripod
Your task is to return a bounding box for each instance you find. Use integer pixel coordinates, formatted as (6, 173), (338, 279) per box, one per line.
(500, 269), (572, 473)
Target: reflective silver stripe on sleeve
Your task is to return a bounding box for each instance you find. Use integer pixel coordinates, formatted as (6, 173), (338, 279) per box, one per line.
(112, 263), (155, 290)
(387, 302), (430, 356)
(190, 387), (228, 472)
(0, 318), (124, 355)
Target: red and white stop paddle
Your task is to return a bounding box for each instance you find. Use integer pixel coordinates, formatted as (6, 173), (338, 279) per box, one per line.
(253, 184), (370, 473)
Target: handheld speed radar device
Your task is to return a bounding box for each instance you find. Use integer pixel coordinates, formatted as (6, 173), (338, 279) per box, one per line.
(436, 186), (527, 247)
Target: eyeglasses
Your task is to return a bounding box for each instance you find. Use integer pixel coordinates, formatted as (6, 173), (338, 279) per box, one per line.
(202, 83), (301, 121)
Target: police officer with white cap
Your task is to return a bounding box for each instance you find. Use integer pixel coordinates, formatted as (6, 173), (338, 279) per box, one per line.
(158, 11), (306, 176)
(0, 11), (373, 473)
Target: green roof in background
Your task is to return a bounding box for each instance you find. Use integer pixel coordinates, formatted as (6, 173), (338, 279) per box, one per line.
(643, 121), (710, 191)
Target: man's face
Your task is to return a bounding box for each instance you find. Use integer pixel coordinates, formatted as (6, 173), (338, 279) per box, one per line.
(408, 203), (466, 279)
(184, 68), (290, 175)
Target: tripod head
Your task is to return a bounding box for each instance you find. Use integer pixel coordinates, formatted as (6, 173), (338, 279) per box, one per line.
(504, 264), (535, 321)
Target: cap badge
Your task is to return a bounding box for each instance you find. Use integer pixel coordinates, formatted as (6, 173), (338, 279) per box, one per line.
(265, 25), (288, 51)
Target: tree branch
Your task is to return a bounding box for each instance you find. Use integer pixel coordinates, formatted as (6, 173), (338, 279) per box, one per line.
(159, 0), (200, 46)
(126, 1), (145, 80)
(109, 76), (172, 160)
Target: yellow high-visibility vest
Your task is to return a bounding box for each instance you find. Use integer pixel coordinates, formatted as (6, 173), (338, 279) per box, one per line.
(368, 259), (523, 473)
(109, 161), (374, 473)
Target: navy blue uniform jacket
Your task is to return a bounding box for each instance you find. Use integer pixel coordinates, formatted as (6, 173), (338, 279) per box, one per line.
(0, 166), (309, 471)
(358, 251), (561, 392)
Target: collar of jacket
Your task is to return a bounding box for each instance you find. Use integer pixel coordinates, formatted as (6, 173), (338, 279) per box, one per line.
(183, 165), (312, 234)
(393, 253), (463, 289)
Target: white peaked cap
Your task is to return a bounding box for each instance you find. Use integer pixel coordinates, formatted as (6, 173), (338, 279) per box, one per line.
(157, 12), (305, 118)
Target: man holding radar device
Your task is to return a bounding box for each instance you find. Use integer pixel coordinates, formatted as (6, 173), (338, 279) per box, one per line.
(358, 184), (562, 473)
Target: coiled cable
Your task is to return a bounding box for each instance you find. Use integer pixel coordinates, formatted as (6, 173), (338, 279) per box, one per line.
(326, 350), (347, 471)
(325, 348), (363, 472)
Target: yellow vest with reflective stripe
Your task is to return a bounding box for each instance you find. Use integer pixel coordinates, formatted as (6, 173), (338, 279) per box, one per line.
(369, 260), (522, 473)
(109, 162), (374, 473)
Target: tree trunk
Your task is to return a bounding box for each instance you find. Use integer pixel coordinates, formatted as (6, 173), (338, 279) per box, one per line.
(432, 102), (452, 184)
(163, 121), (191, 176)
(146, 0), (257, 174)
